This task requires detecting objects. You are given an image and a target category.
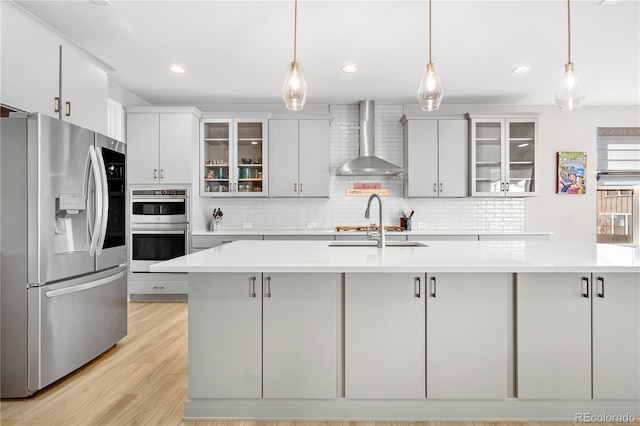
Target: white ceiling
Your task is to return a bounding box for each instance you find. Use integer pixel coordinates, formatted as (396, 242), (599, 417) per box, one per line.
(15, 0), (640, 108)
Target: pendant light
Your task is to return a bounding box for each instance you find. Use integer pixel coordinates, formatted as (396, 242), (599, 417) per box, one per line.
(417, 0), (444, 111)
(555, 0), (585, 110)
(282, 0), (307, 110)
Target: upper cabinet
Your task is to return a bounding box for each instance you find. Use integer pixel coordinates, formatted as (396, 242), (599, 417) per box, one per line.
(468, 113), (539, 197)
(401, 115), (468, 197)
(269, 119), (330, 198)
(201, 119), (268, 197)
(0, 3), (108, 134)
(126, 109), (199, 185)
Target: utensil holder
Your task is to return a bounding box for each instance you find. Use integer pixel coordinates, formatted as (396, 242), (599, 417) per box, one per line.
(400, 217), (412, 230)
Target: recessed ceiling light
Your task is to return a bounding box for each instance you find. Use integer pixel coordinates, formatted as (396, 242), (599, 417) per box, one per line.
(169, 65), (186, 74)
(341, 64), (357, 73)
(512, 65), (531, 74)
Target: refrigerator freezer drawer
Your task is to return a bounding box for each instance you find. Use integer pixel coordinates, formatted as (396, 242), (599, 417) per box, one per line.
(28, 268), (127, 393)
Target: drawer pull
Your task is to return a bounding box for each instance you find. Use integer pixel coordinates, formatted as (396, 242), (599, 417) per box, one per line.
(153, 286), (165, 290)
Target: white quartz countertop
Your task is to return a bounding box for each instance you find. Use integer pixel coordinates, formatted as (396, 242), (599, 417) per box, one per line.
(152, 240), (640, 274)
(192, 229), (554, 237)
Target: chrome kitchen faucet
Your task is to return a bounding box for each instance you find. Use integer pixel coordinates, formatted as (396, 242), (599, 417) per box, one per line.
(364, 193), (385, 248)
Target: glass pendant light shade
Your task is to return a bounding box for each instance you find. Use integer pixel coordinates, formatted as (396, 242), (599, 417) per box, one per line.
(417, 62), (444, 111)
(282, 61), (307, 111)
(555, 62), (585, 111)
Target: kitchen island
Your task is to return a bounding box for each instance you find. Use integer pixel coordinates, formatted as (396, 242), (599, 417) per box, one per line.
(152, 240), (639, 421)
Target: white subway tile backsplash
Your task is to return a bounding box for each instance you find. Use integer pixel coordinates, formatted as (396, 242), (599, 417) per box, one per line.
(194, 103), (525, 232)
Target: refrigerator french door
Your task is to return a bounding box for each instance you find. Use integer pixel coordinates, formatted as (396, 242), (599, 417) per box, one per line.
(1, 113), (127, 398)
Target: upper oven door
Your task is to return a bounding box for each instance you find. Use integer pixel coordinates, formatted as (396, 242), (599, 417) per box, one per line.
(130, 198), (187, 224)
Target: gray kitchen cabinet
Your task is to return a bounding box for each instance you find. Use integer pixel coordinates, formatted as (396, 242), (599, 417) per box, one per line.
(469, 113), (538, 197)
(345, 273), (425, 399)
(127, 110), (198, 185)
(1, 3), (108, 134)
(262, 273), (338, 398)
(335, 233), (407, 242)
(269, 119), (330, 197)
(426, 273), (509, 399)
(189, 273), (262, 398)
(201, 118), (268, 197)
(517, 272), (639, 400)
(189, 272), (338, 399)
(401, 115), (468, 197)
(191, 234), (263, 251)
(591, 272), (639, 399)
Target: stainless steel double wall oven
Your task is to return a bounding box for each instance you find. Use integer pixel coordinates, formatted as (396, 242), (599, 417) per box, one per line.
(129, 189), (190, 272)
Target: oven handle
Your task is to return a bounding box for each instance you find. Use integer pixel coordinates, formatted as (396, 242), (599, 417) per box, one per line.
(131, 198), (186, 203)
(131, 230), (186, 235)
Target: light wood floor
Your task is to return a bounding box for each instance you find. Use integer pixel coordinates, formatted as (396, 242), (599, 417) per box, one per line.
(1, 302), (637, 426)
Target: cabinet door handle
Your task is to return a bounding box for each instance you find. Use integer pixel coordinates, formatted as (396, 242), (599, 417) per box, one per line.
(160, 169), (164, 180)
(596, 276), (605, 298)
(506, 182), (510, 192)
(433, 183), (437, 192)
(439, 182), (443, 192)
(300, 182), (303, 193)
(294, 183), (297, 193)
(153, 169), (157, 180)
(264, 276), (272, 298)
(581, 276), (590, 298)
(249, 276), (257, 298)
(54, 97), (61, 113)
(414, 277), (421, 298)
(500, 182), (505, 191)
(65, 101), (71, 117)
(430, 276), (437, 298)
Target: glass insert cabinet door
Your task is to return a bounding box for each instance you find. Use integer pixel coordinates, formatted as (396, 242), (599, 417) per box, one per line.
(201, 119), (267, 197)
(470, 115), (537, 197)
(507, 120), (536, 194)
(472, 120), (503, 194)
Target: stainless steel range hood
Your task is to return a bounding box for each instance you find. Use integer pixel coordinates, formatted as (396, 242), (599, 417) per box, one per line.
(336, 100), (404, 176)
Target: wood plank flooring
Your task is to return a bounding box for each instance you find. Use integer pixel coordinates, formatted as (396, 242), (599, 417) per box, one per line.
(1, 302), (637, 426)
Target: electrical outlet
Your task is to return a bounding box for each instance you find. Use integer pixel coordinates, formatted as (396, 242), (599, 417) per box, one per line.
(242, 222), (252, 229)
(418, 222), (427, 229)
(307, 222), (316, 229)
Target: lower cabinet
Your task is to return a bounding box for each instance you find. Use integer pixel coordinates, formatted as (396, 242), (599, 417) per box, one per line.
(345, 273), (426, 399)
(262, 273), (338, 398)
(426, 273), (509, 399)
(189, 273), (262, 398)
(189, 272), (338, 399)
(517, 272), (640, 400)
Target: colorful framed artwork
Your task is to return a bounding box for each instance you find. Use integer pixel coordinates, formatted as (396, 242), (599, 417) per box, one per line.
(557, 151), (587, 194)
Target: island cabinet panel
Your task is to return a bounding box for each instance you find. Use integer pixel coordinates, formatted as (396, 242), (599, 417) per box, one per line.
(345, 273), (426, 399)
(517, 273), (592, 399)
(262, 273), (338, 399)
(518, 272), (640, 400)
(426, 273), (509, 399)
(592, 273), (639, 399)
(188, 273), (262, 399)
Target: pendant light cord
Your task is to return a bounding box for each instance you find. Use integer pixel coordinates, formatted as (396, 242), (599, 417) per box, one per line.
(567, 0), (571, 64)
(428, 0), (432, 64)
(293, 0), (298, 63)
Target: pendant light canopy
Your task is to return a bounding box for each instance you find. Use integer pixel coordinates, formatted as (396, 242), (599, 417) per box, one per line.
(417, 0), (444, 111)
(282, 0), (307, 110)
(555, 0), (585, 110)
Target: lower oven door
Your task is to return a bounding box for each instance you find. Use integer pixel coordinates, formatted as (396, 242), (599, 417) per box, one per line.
(130, 229), (188, 272)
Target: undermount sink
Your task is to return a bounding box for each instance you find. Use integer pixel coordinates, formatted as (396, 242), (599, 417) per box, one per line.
(328, 241), (428, 248)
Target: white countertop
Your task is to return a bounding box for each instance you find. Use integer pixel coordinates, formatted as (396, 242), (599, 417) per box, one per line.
(192, 229), (554, 237)
(152, 240), (640, 274)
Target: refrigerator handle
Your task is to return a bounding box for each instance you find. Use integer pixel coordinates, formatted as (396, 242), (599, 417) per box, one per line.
(95, 147), (109, 255)
(87, 146), (103, 256)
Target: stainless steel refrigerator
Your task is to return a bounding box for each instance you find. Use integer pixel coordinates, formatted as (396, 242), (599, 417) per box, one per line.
(1, 113), (127, 398)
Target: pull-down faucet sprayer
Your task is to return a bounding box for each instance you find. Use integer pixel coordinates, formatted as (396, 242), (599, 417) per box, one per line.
(364, 193), (385, 248)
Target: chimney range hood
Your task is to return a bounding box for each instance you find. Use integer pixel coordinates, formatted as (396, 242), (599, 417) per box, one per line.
(336, 100), (404, 176)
